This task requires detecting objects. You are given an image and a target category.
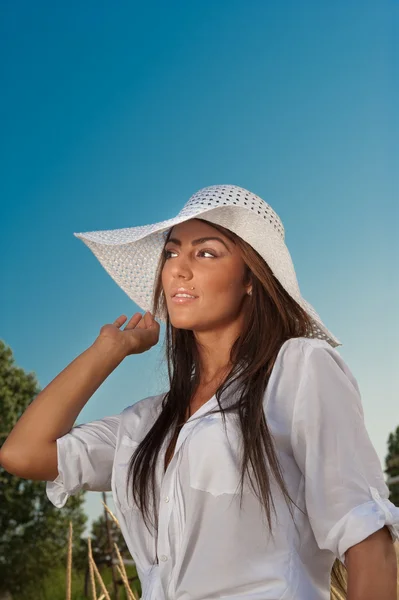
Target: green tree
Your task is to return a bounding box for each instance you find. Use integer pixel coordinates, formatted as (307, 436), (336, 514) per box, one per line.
(0, 340), (88, 599)
(385, 425), (399, 507)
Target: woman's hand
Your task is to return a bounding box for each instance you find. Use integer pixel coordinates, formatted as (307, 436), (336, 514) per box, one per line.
(97, 311), (160, 357)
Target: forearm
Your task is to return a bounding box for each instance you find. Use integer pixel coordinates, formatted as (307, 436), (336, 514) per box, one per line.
(0, 337), (125, 462)
(346, 530), (398, 600)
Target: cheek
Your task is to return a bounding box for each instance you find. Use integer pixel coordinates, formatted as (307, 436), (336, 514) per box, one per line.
(204, 278), (244, 307)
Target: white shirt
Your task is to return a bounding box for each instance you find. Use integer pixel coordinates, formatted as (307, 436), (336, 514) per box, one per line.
(46, 337), (399, 600)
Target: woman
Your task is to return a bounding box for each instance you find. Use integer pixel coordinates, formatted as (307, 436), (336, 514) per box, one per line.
(1, 184), (398, 599)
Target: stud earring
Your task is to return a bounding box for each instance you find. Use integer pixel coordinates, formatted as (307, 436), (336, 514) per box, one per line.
(248, 289), (252, 296)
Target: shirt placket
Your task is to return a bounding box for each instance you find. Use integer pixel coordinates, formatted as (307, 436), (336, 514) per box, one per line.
(155, 421), (196, 581)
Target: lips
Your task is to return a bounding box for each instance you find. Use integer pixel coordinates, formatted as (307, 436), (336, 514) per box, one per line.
(171, 295), (198, 304)
(172, 294), (197, 298)
(171, 289), (198, 298)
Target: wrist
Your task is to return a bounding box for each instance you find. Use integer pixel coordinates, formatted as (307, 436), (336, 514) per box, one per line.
(91, 336), (127, 364)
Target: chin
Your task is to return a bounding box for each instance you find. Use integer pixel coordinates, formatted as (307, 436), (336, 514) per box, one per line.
(169, 314), (198, 330)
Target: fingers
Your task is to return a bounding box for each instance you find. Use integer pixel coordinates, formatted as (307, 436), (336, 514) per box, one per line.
(134, 311), (159, 331)
(115, 311), (158, 331)
(144, 311), (153, 327)
(124, 313), (144, 330)
(113, 315), (128, 327)
(145, 311), (159, 329)
(150, 312), (160, 328)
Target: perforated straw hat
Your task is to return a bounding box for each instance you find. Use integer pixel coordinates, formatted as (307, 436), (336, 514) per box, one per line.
(74, 184), (341, 348)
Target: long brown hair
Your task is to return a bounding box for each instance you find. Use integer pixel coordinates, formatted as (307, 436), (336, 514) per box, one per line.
(126, 218), (347, 598)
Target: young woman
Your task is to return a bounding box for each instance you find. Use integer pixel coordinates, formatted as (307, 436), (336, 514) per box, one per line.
(1, 185), (398, 599)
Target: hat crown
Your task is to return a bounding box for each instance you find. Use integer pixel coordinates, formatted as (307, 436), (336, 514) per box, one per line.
(177, 184), (285, 241)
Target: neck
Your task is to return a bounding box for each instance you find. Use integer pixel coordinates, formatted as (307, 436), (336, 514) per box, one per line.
(193, 323), (243, 385)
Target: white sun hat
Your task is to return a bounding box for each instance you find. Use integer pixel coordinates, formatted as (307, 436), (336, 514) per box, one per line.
(74, 184), (341, 348)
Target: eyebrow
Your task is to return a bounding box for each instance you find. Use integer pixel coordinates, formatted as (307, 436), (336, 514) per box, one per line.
(165, 236), (232, 252)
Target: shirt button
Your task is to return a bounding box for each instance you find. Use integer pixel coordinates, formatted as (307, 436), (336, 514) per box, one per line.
(160, 554), (168, 562)
(164, 496), (170, 502)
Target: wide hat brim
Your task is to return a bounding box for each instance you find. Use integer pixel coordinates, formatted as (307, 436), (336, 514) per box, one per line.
(74, 184), (342, 348)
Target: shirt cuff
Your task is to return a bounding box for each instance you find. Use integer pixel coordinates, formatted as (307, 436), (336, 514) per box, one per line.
(45, 436), (80, 508)
(329, 486), (399, 566)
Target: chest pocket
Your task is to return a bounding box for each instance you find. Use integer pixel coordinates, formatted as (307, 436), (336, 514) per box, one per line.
(114, 434), (141, 513)
(187, 417), (252, 497)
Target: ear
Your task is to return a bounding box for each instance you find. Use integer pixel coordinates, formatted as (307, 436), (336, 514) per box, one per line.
(244, 269), (253, 291)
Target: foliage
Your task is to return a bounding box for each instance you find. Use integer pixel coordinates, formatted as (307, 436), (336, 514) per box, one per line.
(0, 340), (88, 597)
(385, 425), (399, 507)
(89, 510), (141, 599)
(90, 511), (130, 565)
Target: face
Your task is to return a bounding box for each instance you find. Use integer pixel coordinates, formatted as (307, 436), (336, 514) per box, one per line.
(161, 219), (251, 332)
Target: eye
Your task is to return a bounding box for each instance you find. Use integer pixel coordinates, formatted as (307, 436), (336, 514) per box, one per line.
(163, 249), (217, 259)
(198, 250), (217, 258)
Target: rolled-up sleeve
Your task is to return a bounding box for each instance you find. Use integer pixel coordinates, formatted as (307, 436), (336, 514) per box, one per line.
(46, 414), (121, 508)
(290, 340), (399, 566)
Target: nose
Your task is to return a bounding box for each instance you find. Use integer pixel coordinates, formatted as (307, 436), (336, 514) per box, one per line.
(168, 254), (193, 281)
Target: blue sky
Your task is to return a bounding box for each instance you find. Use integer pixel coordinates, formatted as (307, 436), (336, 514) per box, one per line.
(1, 1), (398, 535)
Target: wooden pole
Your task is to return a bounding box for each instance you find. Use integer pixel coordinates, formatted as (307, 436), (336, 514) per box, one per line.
(66, 521), (73, 600)
(102, 491), (119, 600)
